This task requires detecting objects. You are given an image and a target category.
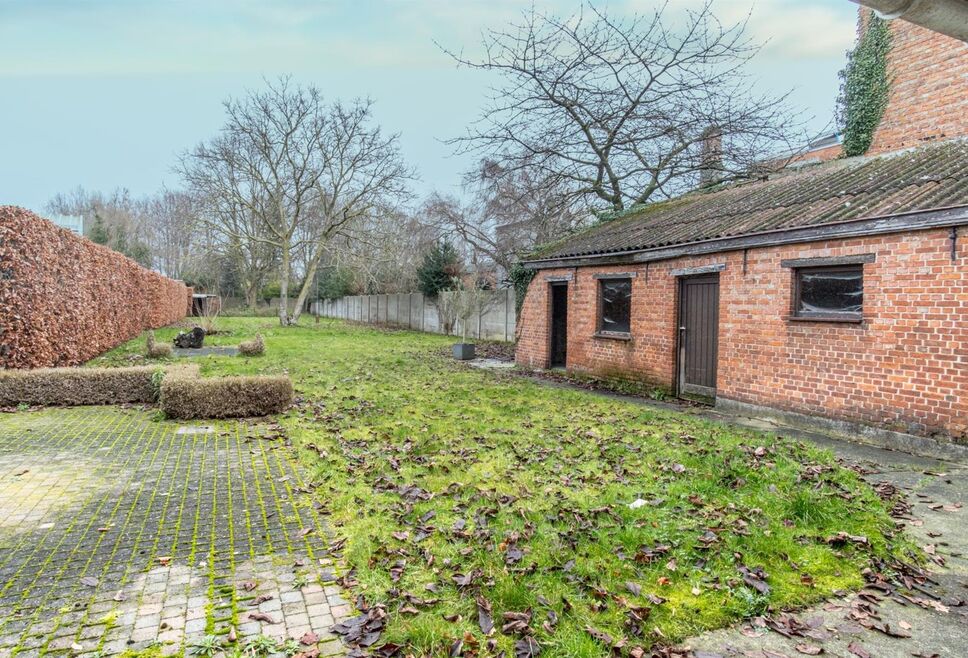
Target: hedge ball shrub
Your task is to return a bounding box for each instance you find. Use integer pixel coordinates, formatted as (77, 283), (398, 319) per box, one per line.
(146, 331), (173, 359)
(239, 334), (265, 357)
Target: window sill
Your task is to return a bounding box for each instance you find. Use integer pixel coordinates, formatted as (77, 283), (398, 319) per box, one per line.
(594, 331), (632, 341)
(786, 315), (864, 324)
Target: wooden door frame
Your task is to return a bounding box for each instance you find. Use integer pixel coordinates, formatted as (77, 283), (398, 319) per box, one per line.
(548, 282), (568, 369)
(675, 273), (720, 400)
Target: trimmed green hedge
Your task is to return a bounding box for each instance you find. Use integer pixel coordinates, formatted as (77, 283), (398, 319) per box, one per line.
(0, 364), (199, 406)
(160, 373), (292, 419)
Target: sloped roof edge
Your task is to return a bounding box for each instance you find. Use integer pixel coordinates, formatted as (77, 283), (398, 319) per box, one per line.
(524, 139), (968, 266)
(524, 204), (968, 269)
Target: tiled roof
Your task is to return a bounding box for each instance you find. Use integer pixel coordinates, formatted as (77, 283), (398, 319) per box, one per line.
(530, 139), (968, 261)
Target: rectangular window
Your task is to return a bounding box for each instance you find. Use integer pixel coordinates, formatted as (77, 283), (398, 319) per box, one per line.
(794, 265), (863, 320)
(599, 278), (632, 333)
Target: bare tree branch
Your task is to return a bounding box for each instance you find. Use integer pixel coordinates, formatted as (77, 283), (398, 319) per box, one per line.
(443, 1), (807, 211)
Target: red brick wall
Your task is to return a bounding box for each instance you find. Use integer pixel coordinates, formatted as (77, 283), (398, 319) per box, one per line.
(0, 206), (191, 368)
(516, 228), (967, 440)
(866, 10), (968, 154)
(784, 12), (967, 166)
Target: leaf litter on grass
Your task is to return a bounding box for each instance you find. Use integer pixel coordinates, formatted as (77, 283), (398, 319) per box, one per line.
(95, 318), (930, 658)
(284, 344), (915, 655)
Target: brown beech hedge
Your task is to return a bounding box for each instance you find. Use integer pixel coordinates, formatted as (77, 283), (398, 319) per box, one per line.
(0, 206), (191, 369)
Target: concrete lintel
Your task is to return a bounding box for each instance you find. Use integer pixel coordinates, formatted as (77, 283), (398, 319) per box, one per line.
(781, 253), (876, 268)
(592, 272), (638, 280)
(670, 263), (726, 277)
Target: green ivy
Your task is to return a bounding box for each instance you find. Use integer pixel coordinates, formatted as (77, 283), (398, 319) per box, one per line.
(507, 262), (536, 314)
(837, 15), (892, 157)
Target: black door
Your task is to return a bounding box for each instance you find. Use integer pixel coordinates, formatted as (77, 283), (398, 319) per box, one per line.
(678, 274), (720, 399)
(550, 283), (568, 368)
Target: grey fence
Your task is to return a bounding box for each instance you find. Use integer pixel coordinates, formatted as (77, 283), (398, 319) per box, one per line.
(310, 289), (516, 342)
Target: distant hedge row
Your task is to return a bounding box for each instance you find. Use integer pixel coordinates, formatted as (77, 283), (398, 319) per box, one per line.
(0, 206), (191, 368)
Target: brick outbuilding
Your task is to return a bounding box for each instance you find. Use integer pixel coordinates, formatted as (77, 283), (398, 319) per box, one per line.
(516, 14), (968, 446)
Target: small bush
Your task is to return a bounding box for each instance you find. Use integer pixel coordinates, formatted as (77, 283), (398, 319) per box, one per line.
(0, 364), (199, 406)
(160, 373), (292, 419)
(149, 344), (172, 359)
(238, 334), (265, 356)
(145, 331), (172, 359)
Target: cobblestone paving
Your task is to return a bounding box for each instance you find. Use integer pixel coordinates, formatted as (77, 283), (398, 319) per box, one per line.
(0, 407), (349, 657)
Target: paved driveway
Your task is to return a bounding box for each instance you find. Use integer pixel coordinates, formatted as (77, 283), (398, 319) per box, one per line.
(0, 407), (347, 657)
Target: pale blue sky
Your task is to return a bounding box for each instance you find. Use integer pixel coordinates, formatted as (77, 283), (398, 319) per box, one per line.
(0, 0), (858, 212)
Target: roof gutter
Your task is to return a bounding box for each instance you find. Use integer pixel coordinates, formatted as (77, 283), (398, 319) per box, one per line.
(851, 0), (968, 41)
(523, 205), (968, 270)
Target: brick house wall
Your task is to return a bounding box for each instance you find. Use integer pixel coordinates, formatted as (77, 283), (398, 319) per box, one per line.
(516, 227), (967, 440)
(865, 9), (968, 154)
(784, 11), (968, 166)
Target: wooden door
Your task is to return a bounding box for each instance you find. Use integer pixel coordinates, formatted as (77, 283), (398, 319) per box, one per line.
(549, 283), (568, 368)
(678, 274), (720, 399)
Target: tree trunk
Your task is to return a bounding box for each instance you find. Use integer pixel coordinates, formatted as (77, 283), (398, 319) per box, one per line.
(244, 283), (259, 311)
(289, 246), (324, 325)
(278, 246), (291, 325)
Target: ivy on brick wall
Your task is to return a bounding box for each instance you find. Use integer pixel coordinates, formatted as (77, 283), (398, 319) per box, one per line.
(837, 15), (892, 157)
(508, 262), (536, 315)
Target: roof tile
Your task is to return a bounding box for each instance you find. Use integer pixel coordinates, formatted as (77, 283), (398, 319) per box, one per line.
(533, 140), (968, 260)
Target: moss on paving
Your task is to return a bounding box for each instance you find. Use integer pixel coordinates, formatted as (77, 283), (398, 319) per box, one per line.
(95, 317), (916, 657)
(0, 401), (331, 655)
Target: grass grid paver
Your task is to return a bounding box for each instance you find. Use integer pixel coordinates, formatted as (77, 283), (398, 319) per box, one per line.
(53, 419), (170, 653)
(0, 406), (347, 656)
(0, 410), (136, 637)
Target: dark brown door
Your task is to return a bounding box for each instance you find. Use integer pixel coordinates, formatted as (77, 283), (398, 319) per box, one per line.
(550, 283), (568, 368)
(678, 274), (720, 399)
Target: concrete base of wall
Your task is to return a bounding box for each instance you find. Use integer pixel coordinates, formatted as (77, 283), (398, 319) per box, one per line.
(716, 397), (968, 463)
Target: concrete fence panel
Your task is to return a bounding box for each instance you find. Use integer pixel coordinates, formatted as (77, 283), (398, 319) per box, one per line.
(310, 289), (516, 341)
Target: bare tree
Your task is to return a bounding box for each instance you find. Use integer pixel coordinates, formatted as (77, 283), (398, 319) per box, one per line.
(445, 1), (804, 212)
(46, 186), (152, 265)
(423, 157), (586, 276)
(179, 79), (411, 325)
(179, 79), (331, 325)
(192, 193), (278, 308)
(452, 273), (497, 343)
(139, 189), (202, 280)
(322, 206), (438, 295)
(288, 99), (413, 320)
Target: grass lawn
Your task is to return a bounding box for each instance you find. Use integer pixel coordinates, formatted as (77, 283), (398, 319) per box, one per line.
(92, 317), (914, 657)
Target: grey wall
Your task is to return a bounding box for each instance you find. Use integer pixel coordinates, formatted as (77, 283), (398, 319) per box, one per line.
(310, 289), (516, 342)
